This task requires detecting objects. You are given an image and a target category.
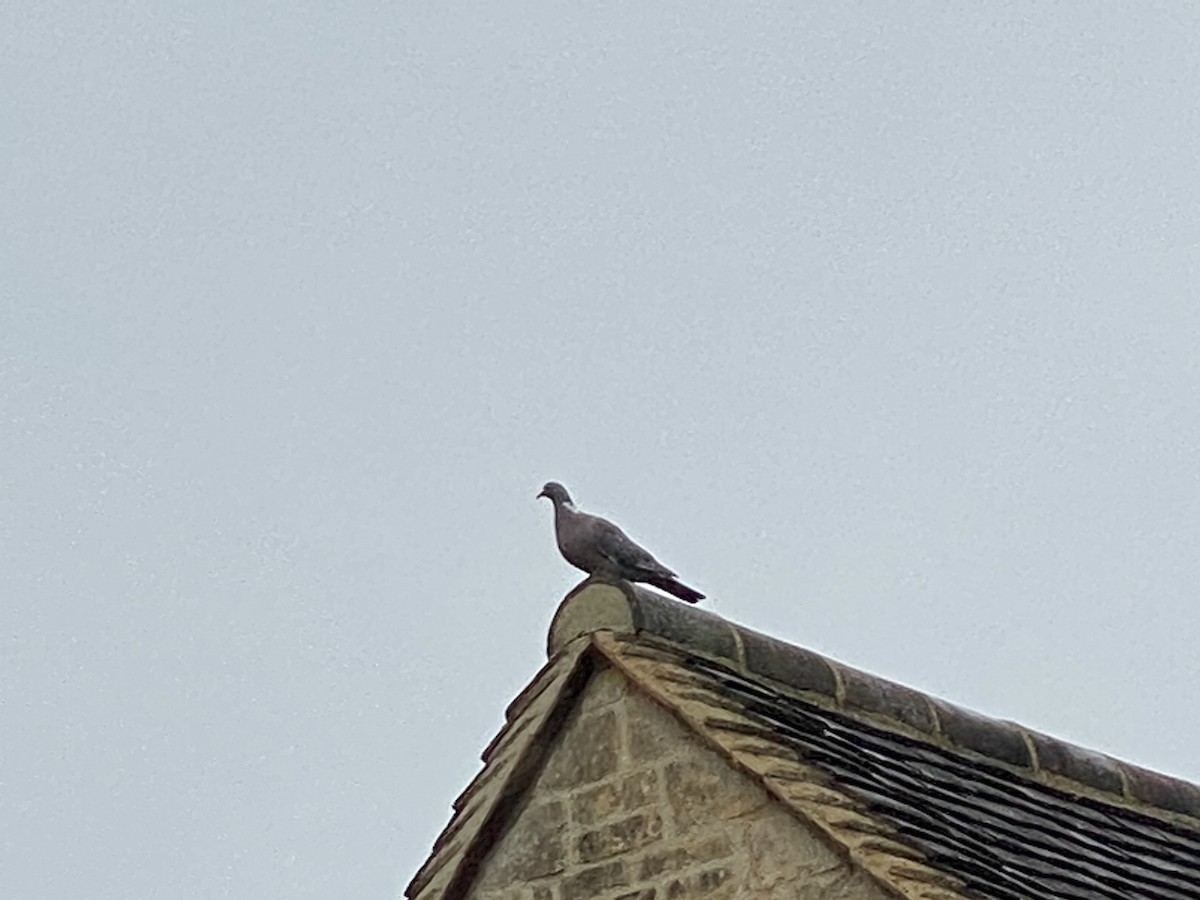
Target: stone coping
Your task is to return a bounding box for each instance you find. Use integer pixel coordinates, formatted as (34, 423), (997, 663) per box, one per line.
(548, 579), (1200, 823)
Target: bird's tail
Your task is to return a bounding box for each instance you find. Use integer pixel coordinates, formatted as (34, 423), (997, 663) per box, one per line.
(646, 574), (704, 604)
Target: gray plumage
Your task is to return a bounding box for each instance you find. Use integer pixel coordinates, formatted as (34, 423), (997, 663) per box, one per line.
(536, 482), (704, 604)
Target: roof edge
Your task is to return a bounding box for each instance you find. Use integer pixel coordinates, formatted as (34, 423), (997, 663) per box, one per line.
(547, 579), (1200, 825)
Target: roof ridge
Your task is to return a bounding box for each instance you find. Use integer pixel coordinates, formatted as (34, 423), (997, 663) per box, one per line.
(548, 579), (1200, 826)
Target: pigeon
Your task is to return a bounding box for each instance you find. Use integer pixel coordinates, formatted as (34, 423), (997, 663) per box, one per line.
(536, 481), (704, 604)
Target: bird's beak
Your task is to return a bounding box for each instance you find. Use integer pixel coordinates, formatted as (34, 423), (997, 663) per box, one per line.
(536, 489), (547, 499)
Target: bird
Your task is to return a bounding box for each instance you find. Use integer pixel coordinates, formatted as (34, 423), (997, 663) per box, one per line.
(536, 481), (704, 604)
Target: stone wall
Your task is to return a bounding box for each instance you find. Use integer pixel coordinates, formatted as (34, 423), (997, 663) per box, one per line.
(467, 664), (889, 900)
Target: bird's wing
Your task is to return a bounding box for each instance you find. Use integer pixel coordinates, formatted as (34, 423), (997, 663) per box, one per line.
(588, 515), (675, 578)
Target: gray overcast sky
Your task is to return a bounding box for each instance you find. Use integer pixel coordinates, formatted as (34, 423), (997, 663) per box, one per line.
(3, 3), (1198, 898)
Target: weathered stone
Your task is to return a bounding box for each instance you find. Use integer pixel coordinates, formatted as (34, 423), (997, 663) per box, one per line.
(577, 813), (664, 863)
(1121, 763), (1200, 819)
(740, 628), (838, 699)
(664, 866), (734, 900)
(578, 667), (628, 715)
(933, 700), (1031, 769)
(665, 752), (766, 835)
(786, 865), (883, 900)
(465, 665), (895, 900)
(561, 861), (628, 900)
(571, 770), (659, 826)
(628, 589), (740, 662)
(840, 665), (936, 735)
(541, 710), (620, 790)
(746, 808), (834, 890)
(626, 691), (683, 763)
(473, 801), (567, 888)
(637, 834), (734, 880)
(1027, 730), (1123, 794)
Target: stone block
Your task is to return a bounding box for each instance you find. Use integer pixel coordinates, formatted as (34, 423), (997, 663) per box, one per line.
(663, 866), (734, 900)
(741, 628), (838, 698)
(840, 666), (936, 735)
(577, 813), (664, 863)
(578, 668), (629, 715)
(628, 589), (740, 662)
(637, 834), (734, 880)
(541, 710), (620, 790)
(1027, 730), (1123, 794)
(746, 808), (833, 890)
(626, 692), (685, 763)
(615, 890), (655, 900)
(473, 801), (567, 888)
(785, 866), (885, 900)
(933, 700), (1031, 768)
(1121, 762), (1200, 818)
(571, 770), (659, 826)
(561, 861), (629, 900)
(664, 754), (766, 835)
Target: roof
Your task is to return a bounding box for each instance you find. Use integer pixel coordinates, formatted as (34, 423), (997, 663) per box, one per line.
(408, 581), (1200, 900)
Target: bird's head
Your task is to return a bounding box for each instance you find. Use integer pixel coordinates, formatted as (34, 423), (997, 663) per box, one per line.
(536, 481), (573, 507)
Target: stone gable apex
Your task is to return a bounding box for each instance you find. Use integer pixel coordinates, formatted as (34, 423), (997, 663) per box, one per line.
(407, 582), (1200, 900)
(406, 641), (954, 900)
(467, 666), (897, 900)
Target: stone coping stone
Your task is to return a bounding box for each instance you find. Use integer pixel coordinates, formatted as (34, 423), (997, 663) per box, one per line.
(548, 578), (1200, 823)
